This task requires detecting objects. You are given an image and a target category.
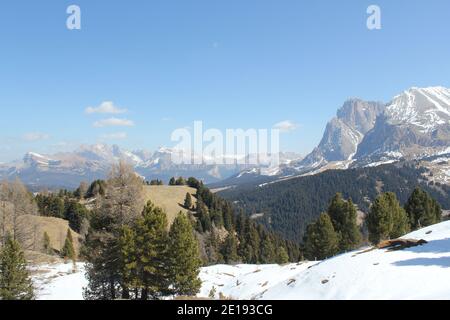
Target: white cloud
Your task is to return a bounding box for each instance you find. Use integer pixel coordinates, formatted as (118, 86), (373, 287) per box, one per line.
(273, 120), (299, 133)
(100, 132), (128, 140)
(85, 101), (127, 114)
(93, 118), (135, 128)
(23, 132), (50, 142)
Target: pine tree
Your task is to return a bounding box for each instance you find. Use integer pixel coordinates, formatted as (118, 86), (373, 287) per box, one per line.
(220, 232), (240, 264)
(196, 200), (212, 232)
(175, 177), (186, 186)
(260, 233), (276, 264)
(134, 201), (170, 300)
(167, 213), (202, 297)
(118, 225), (138, 299)
(390, 194), (411, 239)
(327, 194), (362, 252)
(222, 205), (234, 232)
(60, 229), (76, 261)
(304, 213), (339, 260)
(184, 193), (193, 209)
(240, 220), (260, 264)
(276, 246), (290, 265)
(204, 230), (223, 264)
(367, 192), (410, 245)
(169, 177), (176, 186)
(43, 232), (52, 255)
(0, 236), (34, 300)
(405, 187), (442, 230)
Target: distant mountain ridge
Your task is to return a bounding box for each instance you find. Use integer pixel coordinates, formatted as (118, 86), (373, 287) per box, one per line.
(0, 144), (301, 189)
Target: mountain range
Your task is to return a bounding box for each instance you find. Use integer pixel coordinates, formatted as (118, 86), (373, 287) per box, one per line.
(2, 86), (450, 189)
(218, 86), (450, 187)
(0, 144), (301, 189)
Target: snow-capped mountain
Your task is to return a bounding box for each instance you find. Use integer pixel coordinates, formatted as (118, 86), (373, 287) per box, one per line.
(355, 87), (450, 164)
(386, 86), (450, 132)
(297, 99), (385, 168)
(221, 86), (450, 188)
(0, 144), (301, 189)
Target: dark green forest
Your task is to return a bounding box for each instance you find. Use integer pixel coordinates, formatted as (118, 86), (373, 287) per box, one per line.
(219, 163), (450, 242)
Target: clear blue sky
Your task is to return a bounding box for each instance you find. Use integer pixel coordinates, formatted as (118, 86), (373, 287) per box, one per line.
(1, 0), (450, 162)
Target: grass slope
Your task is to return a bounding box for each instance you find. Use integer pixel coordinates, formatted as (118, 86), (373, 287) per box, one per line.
(142, 185), (197, 226)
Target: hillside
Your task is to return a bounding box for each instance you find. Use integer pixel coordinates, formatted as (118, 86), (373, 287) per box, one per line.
(199, 221), (450, 300)
(20, 215), (81, 256)
(142, 185), (197, 226)
(31, 221), (450, 300)
(219, 163), (450, 242)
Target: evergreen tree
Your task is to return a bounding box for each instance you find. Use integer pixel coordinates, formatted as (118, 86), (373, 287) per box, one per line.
(167, 213), (202, 297)
(260, 233), (276, 264)
(175, 177), (186, 186)
(64, 200), (89, 233)
(221, 232), (240, 264)
(240, 220), (260, 263)
(118, 225), (138, 299)
(85, 180), (106, 198)
(222, 205), (234, 232)
(276, 246), (290, 265)
(184, 193), (193, 209)
(367, 192), (410, 245)
(391, 195), (411, 239)
(327, 194), (362, 251)
(196, 200), (212, 232)
(149, 179), (164, 186)
(60, 229), (76, 261)
(204, 229), (223, 264)
(210, 211), (224, 228)
(304, 213), (339, 260)
(0, 236), (34, 300)
(134, 201), (170, 300)
(405, 187), (442, 230)
(169, 177), (176, 186)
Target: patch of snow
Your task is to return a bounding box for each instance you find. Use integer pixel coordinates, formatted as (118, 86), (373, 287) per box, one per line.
(364, 160), (397, 168)
(32, 262), (87, 300)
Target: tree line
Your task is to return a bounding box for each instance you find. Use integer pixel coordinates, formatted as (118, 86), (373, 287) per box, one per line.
(303, 187), (442, 260)
(220, 163), (450, 242)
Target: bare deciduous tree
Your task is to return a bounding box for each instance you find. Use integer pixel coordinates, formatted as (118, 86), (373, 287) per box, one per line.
(96, 161), (145, 228)
(0, 178), (38, 249)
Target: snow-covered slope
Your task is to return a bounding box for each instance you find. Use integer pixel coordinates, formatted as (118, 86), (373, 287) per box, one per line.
(200, 221), (450, 300)
(355, 87), (450, 165)
(32, 221), (450, 300)
(386, 86), (450, 132)
(31, 263), (87, 300)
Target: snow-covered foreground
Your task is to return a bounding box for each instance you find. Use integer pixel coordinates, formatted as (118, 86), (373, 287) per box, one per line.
(31, 263), (87, 300)
(200, 221), (450, 300)
(32, 221), (450, 300)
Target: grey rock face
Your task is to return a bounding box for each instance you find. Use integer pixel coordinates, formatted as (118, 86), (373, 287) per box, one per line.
(299, 99), (385, 167)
